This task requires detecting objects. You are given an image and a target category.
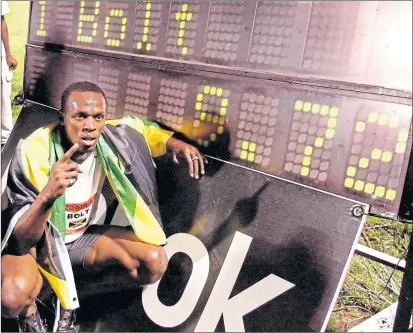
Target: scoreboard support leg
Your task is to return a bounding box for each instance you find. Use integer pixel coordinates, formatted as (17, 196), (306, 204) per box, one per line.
(393, 230), (413, 332)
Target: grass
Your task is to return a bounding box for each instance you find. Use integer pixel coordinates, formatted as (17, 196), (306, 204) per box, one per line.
(5, 1), (30, 122)
(5, 2), (412, 331)
(327, 216), (412, 331)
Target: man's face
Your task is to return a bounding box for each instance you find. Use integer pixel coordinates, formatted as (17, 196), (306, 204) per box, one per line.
(63, 91), (106, 154)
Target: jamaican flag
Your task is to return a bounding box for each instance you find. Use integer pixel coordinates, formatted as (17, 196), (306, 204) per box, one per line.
(1, 115), (173, 310)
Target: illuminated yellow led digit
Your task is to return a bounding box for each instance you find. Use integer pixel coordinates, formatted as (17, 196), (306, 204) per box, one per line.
(320, 105), (330, 116)
(359, 157), (369, 168)
(315, 137), (324, 148)
(296, 101), (339, 178)
(374, 186), (386, 197)
(304, 146), (313, 156)
(175, 3), (192, 55)
(398, 129), (408, 142)
(396, 141), (407, 153)
(354, 180), (364, 191)
(346, 166), (356, 177)
(300, 145), (313, 176)
(381, 151), (392, 163)
(303, 102), (311, 112)
(295, 100), (303, 111)
(344, 178), (354, 188)
(345, 112), (406, 201)
(77, 1), (100, 43)
(312, 104), (320, 114)
(240, 141), (257, 162)
(105, 6), (127, 47)
(355, 121), (365, 132)
(37, 1), (48, 37)
(194, 85), (227, 148)
(303, 156), (311, 166)
(385, 189), (396, 201)
(137, 1), (152, 51)
(371, 148), (382, 160)
(328, 118), (337, 128)
(365, 183), (375, 194)
(301, 166), (310, 177)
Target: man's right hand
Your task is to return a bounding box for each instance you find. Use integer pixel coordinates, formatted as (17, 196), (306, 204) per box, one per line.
(41, 143), (81, 204)
(6, 54), (18, 71)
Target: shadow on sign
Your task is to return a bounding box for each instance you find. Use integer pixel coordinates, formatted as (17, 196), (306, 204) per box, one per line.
(69, 164), (328, 332)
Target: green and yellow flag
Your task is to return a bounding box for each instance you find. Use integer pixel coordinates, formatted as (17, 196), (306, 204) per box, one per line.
(2, 115), (173, 309)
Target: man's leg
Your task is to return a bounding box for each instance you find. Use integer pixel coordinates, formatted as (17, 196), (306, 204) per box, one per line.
(83, 226), (168, 285)
(1, 57), (13, 147)
(53, 226), (168, 332)
(1, 254), (43, 318)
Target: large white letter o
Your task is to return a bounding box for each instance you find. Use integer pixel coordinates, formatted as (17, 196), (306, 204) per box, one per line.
(142, 233), (210, 327)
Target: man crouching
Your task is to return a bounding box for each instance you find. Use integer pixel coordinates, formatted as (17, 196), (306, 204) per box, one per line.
(1, 81), (205, 332)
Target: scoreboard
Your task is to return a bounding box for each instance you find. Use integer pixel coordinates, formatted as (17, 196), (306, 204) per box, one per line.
(24, 1), (413, 219)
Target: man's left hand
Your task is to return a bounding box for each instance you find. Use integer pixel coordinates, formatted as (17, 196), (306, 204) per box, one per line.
(6, 54), (18, 71)
(167, 137), (206, 179)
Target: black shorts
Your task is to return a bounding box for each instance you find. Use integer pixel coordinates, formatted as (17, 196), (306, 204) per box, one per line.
(66, 225), (110, 267)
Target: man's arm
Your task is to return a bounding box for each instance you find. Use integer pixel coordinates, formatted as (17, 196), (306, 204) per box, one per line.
(12, 144), (80, 254)
(112, 116), (207, 178)
(1, 15), (17, 70)
(12, 194), (55, 254)
(142, 119), (206, 178)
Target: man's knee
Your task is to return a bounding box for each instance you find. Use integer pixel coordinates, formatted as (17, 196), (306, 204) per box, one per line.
(1, 255), (43, 318)
(1, 272), (42, 318)
(145, 247), (168, 284)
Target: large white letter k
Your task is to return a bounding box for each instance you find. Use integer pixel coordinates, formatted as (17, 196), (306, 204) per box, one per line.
(195, 231), (295, 332)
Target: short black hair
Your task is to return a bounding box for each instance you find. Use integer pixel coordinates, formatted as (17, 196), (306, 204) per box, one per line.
(60, 81), (108, 114)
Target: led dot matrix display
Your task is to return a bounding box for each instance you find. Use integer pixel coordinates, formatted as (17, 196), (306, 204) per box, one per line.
(204, 2), (244, 61)
(302, 2), (359, 73)
(344, 109), (410, 201)
(72, 63), (93, 83)
(193, 85), (229, 148)
(27, 56), (47, 94)
(29, 0), (413, 98)
(249, 1), (297, 66)
(156, 79), (187, 130)
(134, 1), (162, 52)
(77, 0), (100, 44)
(125, 73), (152, 117)
(234, 93), (279, 167)
(98, 67), (120, 116)
(26, 0), (411, 215)
(104, 3), (129, 48)
(56, 2), (75, 40)
(284, 100), (339, 182)
(166, 3), (199, 56)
